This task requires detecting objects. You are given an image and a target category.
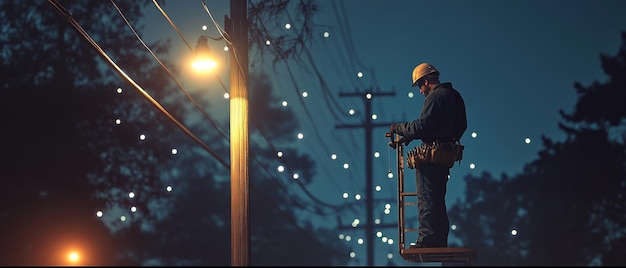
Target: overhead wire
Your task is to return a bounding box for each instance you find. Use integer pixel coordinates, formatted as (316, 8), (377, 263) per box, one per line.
(153, 0), (289, 172)
(253, 154), (357, 215)
(327, 3), (375, 155)
(49, 0), (391, 262)
(332, 0), (378, 86)
(47, 0), (229, 170)
(287, 2), (400, 236)
(132, 0), (358, 247)
(196, 0), (364, 241)
(113, 0), (229, 141)
(198, 0), (248, 88)
(333, 0), (403, 206)
(202, 0), (360, 204)
(250, 4), (349, 125)
(325, 3), (400, 204)
(152, 0), (230, 93)
(268, 10), (368, 189)
(153, 0), (354, 215)
(279, 64), (360, 194)
(245, 9), (392, 207)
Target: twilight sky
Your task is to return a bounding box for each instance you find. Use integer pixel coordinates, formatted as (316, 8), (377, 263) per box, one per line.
(133, 0), (626, 265)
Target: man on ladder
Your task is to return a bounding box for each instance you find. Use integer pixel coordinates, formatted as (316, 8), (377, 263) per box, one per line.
(388, 62), (474, 264)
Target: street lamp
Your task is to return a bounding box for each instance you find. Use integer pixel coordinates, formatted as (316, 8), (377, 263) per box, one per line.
(191, 36), (217, 72)
(192, 0), (249, 265)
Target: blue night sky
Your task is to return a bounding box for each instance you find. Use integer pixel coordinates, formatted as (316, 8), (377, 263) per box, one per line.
(132, 0), (626, 265)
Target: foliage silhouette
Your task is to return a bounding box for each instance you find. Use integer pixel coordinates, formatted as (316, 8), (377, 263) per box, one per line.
(448, 32), (626, 265)
(1, 0), (349, 265)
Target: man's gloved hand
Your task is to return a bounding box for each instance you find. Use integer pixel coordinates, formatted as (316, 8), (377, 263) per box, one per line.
(389, 123), (397, 134)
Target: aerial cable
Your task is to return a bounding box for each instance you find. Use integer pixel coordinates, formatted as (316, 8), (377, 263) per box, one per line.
(113, 0), (229, 141)
(50, 0), (349, 250)
(198, 0), (248, 85)
(245, 6), (363, 196)
(152, 0), (230, 93)
(47, 0), (229, 169)
(333, 0), (378, 86)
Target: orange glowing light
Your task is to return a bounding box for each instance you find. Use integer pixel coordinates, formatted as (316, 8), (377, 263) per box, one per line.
(192, 59), (217, 72)
(67, 251), (80, 263)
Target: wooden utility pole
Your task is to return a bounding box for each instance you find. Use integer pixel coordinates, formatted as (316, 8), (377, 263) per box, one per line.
(226, 0), (249, 266)
(336, 89), (395, 266)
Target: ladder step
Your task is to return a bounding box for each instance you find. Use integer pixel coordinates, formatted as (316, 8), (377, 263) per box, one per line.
(404, 228), (419, 233)
(401, 192), (417, 196)
(403, 201), (418, 206)
(401, 247), (477, 265)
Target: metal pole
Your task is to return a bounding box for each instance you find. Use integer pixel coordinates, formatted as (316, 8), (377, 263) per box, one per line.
(228, 0), (249, 265)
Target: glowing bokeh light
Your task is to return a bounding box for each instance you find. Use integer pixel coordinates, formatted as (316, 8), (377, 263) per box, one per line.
(67, 251), (80, 263)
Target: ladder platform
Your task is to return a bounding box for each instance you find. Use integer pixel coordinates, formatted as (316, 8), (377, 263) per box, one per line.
(400, 247), (476, 265)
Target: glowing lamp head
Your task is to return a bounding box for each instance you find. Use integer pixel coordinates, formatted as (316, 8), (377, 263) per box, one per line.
(192, 36), (216, 72)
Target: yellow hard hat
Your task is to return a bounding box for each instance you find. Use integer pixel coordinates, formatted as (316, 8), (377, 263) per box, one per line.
(411, 63), (439, 87)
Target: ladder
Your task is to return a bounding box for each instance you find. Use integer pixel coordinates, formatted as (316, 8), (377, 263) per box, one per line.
(387, 133), (477, 266)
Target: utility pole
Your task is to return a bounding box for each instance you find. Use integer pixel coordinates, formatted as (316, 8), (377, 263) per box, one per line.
(336, 88), (395, 266)
(225, 0), (249, 266)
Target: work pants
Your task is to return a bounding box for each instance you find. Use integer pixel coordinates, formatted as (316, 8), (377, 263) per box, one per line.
(415, 164), (449, 247)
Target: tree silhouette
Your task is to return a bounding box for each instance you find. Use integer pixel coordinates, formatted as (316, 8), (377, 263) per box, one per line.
(1, 0), (349, 265)
(449, 32), (626, 266)
(0, 1), (160, 265)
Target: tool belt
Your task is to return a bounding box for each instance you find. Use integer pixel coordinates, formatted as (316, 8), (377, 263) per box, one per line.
(407, 140), (464, 169)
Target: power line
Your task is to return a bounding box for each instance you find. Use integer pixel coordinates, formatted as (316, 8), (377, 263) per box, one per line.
(336, 89), (396, 266)
(47, 0), (229, 170)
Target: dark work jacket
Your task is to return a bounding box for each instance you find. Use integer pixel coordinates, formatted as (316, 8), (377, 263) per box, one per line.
(396, 82), (467, 143)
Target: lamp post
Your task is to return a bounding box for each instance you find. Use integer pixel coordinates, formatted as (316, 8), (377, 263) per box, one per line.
(192, 1), (248, 265)
(226, 0), (249, 266)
